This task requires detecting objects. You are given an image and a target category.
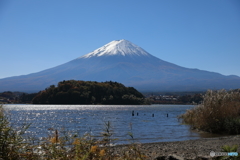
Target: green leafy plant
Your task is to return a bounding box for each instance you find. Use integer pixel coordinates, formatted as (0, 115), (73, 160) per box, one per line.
(214, 145), (240, 160)
(222, 145), (238, 152)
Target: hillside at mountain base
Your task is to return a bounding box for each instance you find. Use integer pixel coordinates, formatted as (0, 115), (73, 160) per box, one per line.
(32, 80), (146, 104)
(1, 39), (240, 92)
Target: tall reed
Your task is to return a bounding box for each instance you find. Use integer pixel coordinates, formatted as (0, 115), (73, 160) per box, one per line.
(179, 89), (240, 134)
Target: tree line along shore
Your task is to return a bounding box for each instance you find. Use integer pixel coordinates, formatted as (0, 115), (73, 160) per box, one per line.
(1, 80), (240, 159)
(0, 80), (204, 104)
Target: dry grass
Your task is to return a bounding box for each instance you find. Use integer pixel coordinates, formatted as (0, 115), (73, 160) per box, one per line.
(179, 89), (240, 134)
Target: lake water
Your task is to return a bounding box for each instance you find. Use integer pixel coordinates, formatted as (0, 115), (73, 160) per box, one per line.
(3, 104), (221, 144)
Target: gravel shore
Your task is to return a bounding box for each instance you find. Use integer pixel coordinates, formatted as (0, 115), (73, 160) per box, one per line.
(112, 135), (240, 160)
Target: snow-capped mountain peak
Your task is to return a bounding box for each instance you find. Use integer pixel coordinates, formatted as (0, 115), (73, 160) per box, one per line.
(1, 39), (240, 93)
(80, 39), (150, 58)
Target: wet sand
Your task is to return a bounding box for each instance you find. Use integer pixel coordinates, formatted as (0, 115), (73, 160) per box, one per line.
(112, 135), (240, 160)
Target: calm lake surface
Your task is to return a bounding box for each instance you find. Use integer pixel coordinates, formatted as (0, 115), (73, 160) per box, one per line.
(3, 104), (221, 144)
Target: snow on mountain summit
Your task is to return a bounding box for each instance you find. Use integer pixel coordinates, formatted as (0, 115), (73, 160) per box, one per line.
(80, 40), (150, 58)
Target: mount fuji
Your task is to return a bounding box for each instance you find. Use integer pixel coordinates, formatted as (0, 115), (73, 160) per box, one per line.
(1, 39), (240, 92)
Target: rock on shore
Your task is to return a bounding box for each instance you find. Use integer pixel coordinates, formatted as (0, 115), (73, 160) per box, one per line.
(112, 135), (240, 160)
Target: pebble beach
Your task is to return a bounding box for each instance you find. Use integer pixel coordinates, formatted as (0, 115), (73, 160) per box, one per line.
(112, 135), (240, 160)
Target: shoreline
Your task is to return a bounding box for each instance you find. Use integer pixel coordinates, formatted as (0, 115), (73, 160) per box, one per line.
(2, 104), (153, 105)
(112, 135), (240, 160)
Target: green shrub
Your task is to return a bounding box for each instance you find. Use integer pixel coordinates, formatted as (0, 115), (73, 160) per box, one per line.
(216, 145), (240, 160)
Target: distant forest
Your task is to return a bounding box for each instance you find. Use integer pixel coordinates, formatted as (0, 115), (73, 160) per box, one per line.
(32, 80), (146, 104)
(0, 81), (210, 105)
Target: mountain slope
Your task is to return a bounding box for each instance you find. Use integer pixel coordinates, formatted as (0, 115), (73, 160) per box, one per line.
(1, 40), (240, 92)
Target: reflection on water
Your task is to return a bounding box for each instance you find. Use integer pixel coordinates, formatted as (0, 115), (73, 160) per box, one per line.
(3, 104), (223, 144)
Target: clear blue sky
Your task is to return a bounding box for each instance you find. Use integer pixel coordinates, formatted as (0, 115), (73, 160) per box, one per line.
(1, 0), (240, 79)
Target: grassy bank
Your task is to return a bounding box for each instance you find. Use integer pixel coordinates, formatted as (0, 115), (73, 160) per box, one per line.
(179, 89), (240, 134)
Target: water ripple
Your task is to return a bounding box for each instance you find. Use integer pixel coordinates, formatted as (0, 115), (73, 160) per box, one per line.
(4, 104), (202, 144)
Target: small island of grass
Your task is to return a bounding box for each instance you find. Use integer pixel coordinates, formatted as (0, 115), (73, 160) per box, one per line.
(32, 80), (147, 104)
